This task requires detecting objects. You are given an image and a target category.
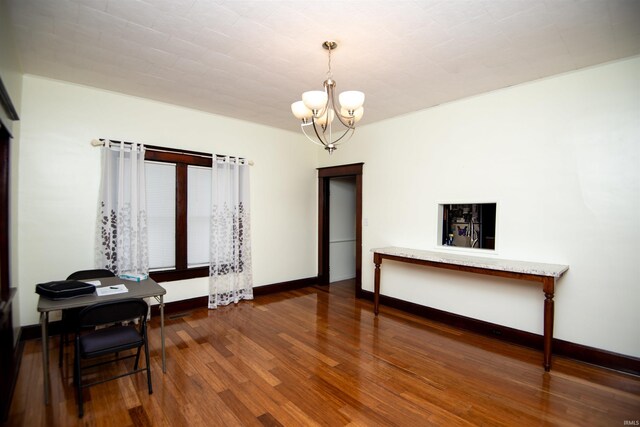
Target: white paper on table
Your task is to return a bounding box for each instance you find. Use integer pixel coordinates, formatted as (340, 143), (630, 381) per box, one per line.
(83, 280), (101, 287)
(96, 284), (128, 296)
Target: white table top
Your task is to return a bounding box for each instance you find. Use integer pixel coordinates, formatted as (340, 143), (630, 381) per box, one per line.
(372, 246), (569, 278)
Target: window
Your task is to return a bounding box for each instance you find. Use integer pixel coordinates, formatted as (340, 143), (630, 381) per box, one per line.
(438, 203), (497, 250)
(145, 149), (213, 282)
(146, 162), (176, 269)
(187, 165), (211, 267)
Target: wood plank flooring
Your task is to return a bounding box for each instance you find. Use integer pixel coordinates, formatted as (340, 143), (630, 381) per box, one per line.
(7, 280), (640, 426)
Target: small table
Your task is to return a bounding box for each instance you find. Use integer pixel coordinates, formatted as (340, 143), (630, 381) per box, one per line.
(37, 276), (167, 404)
(372, 247), (569, 371)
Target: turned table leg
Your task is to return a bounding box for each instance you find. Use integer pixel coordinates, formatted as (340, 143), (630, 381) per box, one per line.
(542, 277), (555, 371)
(374, 253), (382, 315)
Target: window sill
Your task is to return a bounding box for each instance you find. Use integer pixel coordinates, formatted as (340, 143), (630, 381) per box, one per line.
(149, 266), (209, 283)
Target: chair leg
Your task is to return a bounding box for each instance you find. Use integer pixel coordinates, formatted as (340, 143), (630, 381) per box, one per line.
(73, 352), (78, 386)
(134, 347), (141, 370)
(144, 337), (153, 394)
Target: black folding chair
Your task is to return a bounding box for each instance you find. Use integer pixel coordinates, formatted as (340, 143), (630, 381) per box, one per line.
(74, 298), (153, 418)
(59, 269), (115, 367)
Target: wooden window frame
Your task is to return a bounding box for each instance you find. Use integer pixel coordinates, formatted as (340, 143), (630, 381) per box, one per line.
(145, 149), (212, 283)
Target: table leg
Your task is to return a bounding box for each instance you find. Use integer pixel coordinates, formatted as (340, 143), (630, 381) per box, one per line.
(160, 295), (166, 373)
(374, 253), (382, 315)
(40, 312), (50, 404)
(542, 277), (555, 371)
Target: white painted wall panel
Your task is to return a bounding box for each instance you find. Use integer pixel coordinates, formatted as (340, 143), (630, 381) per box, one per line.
(12, 57), (640, 359)
(319, 57), (640, 357)
(15, 76), (318, 326)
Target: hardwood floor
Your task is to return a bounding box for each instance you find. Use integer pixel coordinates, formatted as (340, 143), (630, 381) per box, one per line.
(7, 280), (640, 426)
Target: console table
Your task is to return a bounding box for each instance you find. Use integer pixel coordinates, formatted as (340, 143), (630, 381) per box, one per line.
(372, 247), (569, 371)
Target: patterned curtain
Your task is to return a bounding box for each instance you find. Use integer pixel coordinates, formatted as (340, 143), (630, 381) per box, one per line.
(209, 157), (253, 309)
(96, 141), (148, 276)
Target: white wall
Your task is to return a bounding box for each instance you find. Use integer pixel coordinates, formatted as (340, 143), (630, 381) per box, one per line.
(329, 177), (356, 282)
(319, 57), (640, 357)
(16, 75), (318, 326)
(13, 56), (640, 357)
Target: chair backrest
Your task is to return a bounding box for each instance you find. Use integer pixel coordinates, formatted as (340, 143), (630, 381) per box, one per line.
(77, 298), (148, 329)
(67, 269), (115, 281)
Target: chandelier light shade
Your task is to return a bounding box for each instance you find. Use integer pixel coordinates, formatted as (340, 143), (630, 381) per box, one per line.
(291, 41), (365, 154)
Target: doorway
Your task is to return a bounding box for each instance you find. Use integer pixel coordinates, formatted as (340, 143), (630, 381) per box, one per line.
(317, 163), (363, 296)
(329, 177), (356, 283)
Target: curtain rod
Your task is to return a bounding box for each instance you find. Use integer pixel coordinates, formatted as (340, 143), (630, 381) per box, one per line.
(91, 139), (254, 166)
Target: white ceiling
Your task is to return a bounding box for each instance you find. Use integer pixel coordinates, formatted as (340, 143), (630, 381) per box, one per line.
(5, 0), (640, 132)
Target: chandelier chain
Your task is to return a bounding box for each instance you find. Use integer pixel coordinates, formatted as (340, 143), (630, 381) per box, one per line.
(326, 46), (333, 80)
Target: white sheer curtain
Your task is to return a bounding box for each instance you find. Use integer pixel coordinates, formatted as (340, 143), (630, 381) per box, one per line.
(96, 141), (149, 276)
(209, 157), (253, 309)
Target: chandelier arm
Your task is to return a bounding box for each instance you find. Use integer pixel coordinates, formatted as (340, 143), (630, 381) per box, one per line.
(328, 127), (355, 145)
(311, 83), (332, 120)
(330, 94), (356, 128)
(301, 123), (327, 147)
(335, 113), (355, 127)
(311, 99), (330, 120)
(311, 119), (329, 146)
(314, 86), (353, 146)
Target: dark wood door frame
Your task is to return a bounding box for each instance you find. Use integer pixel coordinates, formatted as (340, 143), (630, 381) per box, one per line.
(0, 125), (10, 301)
(0, 75), (19, 422)
(317, 163), (363, 296)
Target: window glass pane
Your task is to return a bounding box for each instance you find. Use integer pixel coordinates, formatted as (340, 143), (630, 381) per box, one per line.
(146, 162), (176, 269)
(188, 165), (211, 267)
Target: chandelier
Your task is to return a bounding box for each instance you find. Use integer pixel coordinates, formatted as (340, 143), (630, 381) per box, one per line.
(291, 41), (365, 154)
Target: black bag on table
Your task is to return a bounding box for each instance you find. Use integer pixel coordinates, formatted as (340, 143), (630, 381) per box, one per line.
(35, 280), (95, 300)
